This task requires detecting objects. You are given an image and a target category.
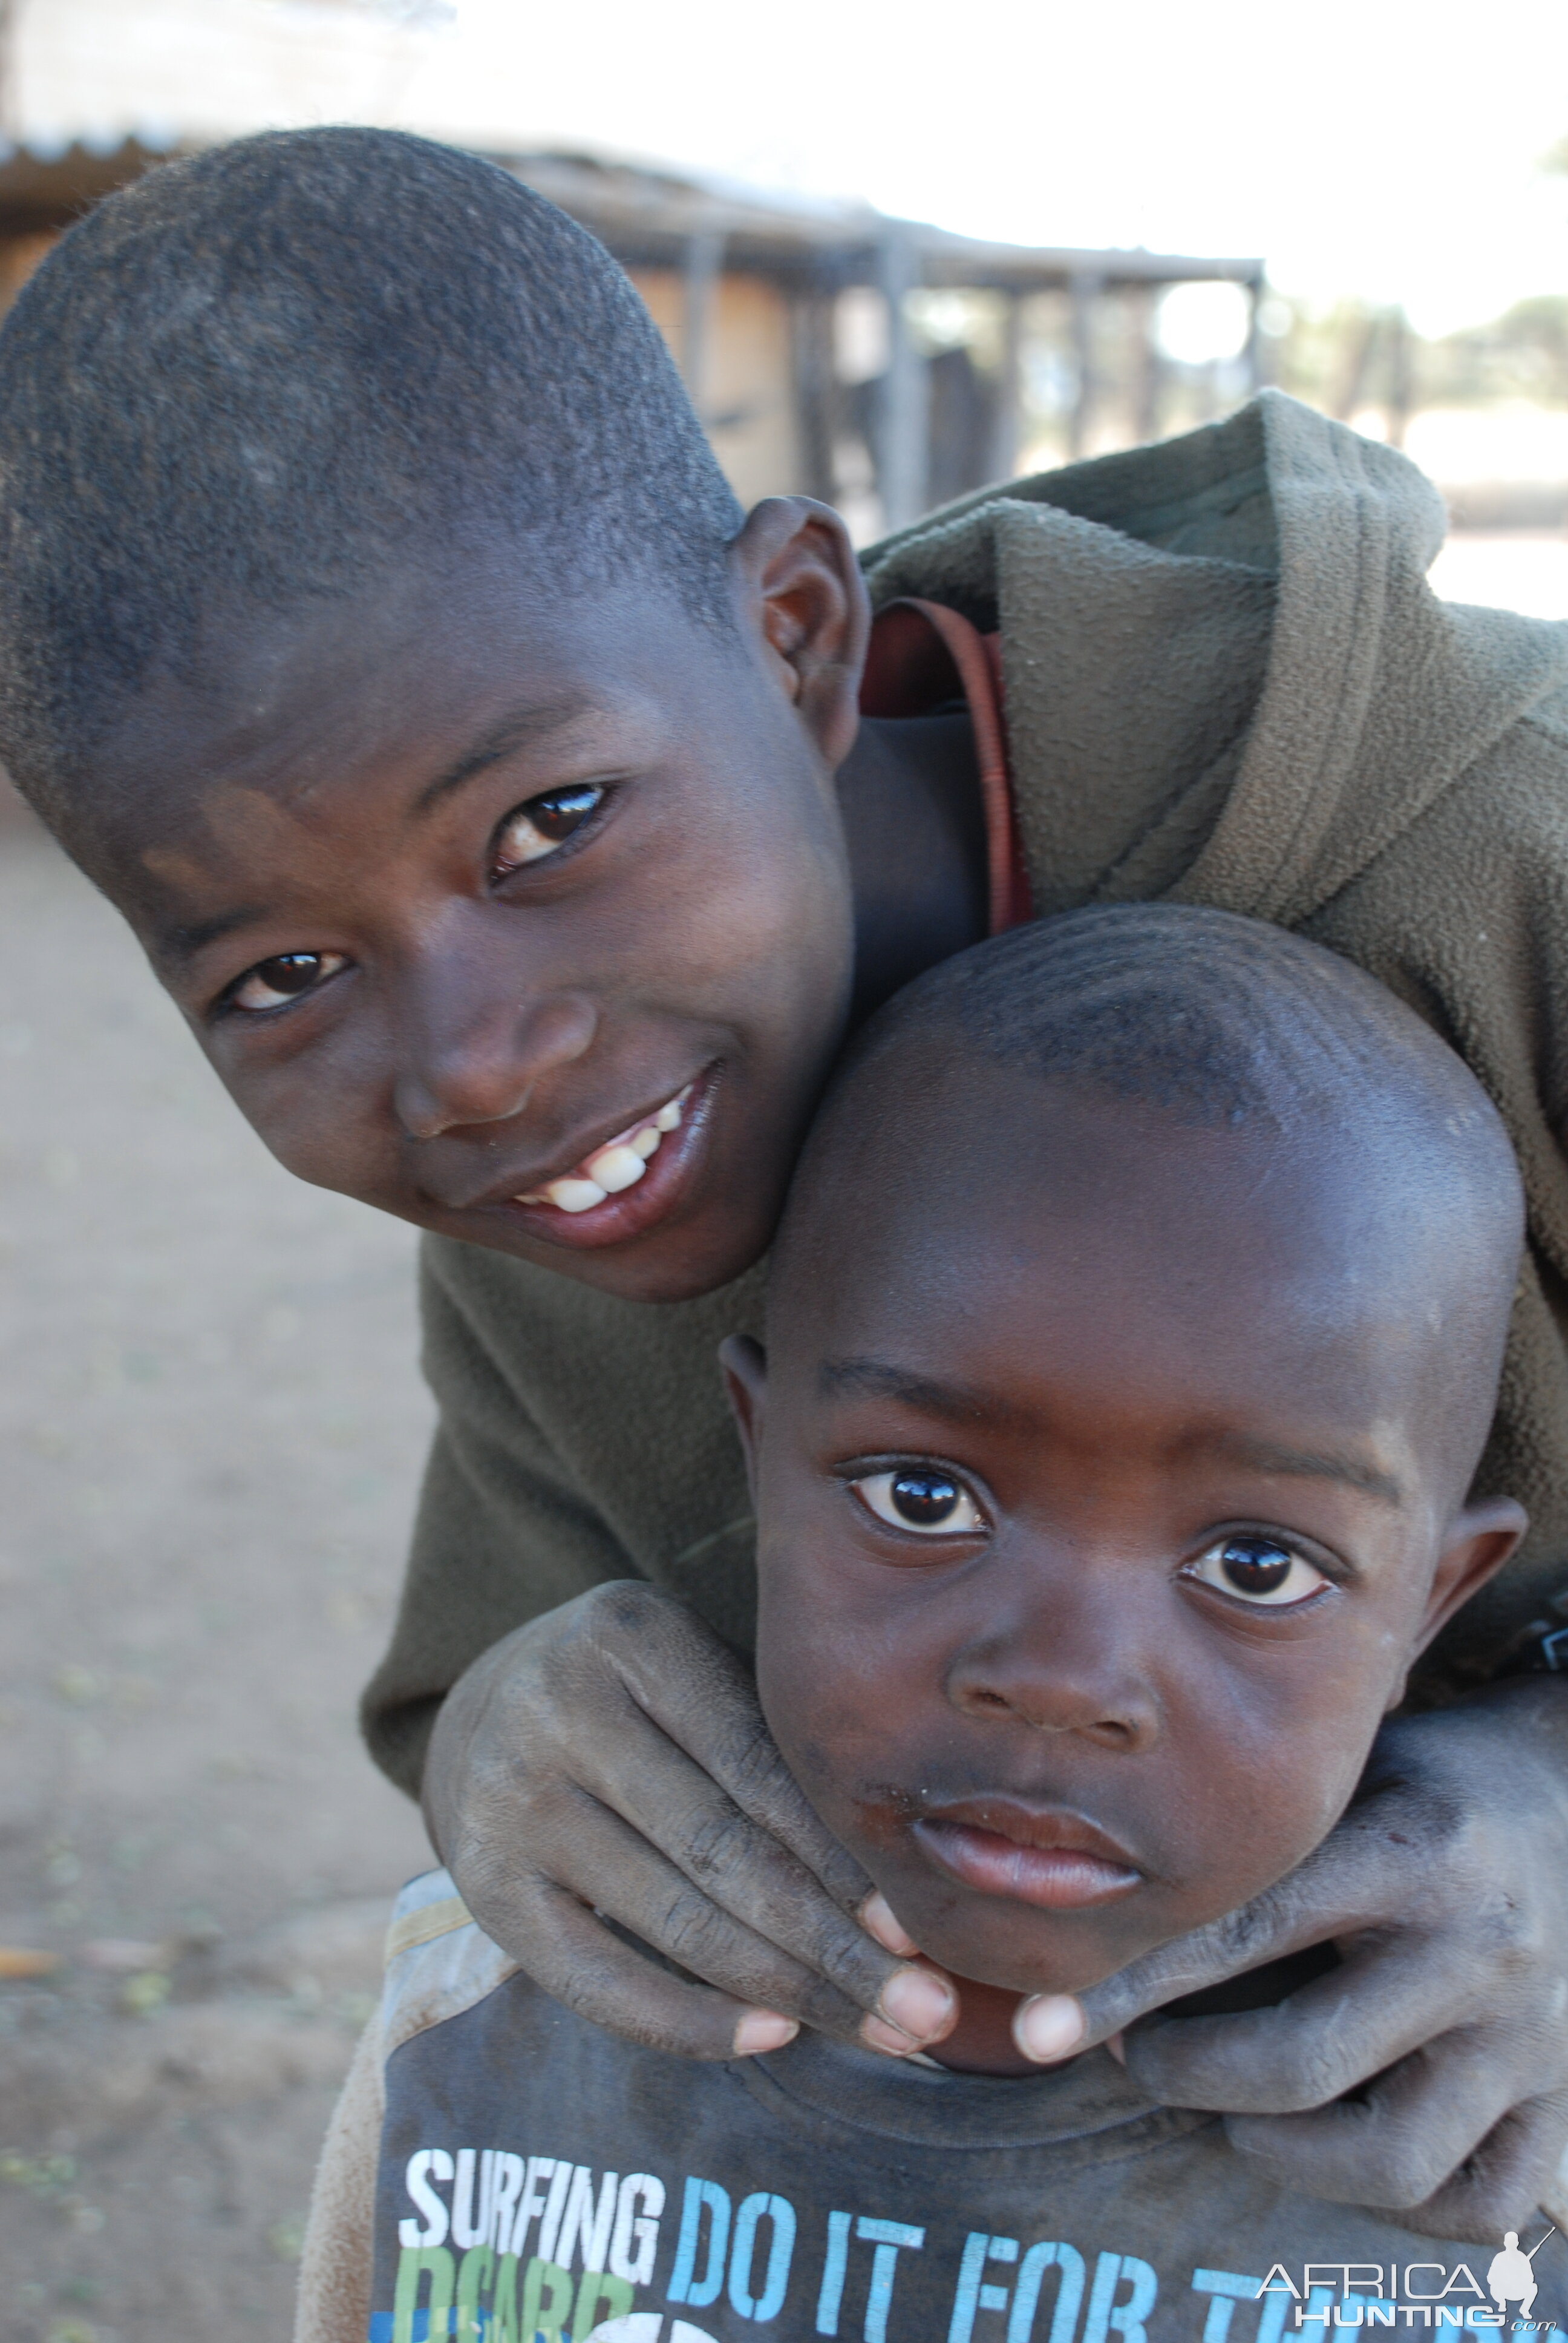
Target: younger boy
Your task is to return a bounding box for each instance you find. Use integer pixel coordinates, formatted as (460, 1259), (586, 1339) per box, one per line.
(298, 907), (1558, 2339)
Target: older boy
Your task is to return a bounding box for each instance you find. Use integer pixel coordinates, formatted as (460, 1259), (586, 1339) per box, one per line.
(296, 908), (1558, 2342)
(4, 129), (1568, 2216)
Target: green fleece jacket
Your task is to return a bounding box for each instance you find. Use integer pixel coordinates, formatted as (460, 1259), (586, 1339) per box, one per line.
(362, 390), (1568, 1797)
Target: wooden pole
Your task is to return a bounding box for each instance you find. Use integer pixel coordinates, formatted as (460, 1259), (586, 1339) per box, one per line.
(1245, 275), (1267, 392)
(1132, 284), (1161, 444)
(1068, 269), (1101, 462)
(681, 227), (724, 424)
(990, 293), (1023, 483)
(790, 281), (838, 504)
(877, 224), (929, 531)
(1386, 307), (1413, 450)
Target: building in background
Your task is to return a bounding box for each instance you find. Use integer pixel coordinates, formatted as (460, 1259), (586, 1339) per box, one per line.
(0, 0), (1265, 536)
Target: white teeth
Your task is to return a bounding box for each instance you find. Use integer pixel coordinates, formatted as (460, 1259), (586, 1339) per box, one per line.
(584, 1142), (647, 1194)
(516, 1083), (696, 1211)
(545, 1176), (608, 1214)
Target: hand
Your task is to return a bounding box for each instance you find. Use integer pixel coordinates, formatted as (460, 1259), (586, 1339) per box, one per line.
(422, 1581), (958, 2062)
(1011, 1679), (1568, 2242)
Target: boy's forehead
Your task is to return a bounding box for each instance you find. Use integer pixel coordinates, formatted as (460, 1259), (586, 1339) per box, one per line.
(82, 552), (737, 898)
(773, 1066), (1443, 1454)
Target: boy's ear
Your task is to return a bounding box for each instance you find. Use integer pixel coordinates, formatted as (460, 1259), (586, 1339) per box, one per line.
(1388, 1496), (1528, 1708)
(719, 1333), (769, 1501)
(728, 497), (870, 771)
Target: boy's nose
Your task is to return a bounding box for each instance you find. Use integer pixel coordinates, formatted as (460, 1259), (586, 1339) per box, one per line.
(944, 1613), (1160, 1754)
(394, 992), (598, 1140)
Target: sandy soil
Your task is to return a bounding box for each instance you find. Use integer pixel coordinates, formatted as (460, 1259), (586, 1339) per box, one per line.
(0, 802), (434, 2339)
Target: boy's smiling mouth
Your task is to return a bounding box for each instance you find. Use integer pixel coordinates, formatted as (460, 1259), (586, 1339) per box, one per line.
(466, 1067), (719, 1253)
(515, 1079), (696, 1213)
(914, 1798), (1144, 1910)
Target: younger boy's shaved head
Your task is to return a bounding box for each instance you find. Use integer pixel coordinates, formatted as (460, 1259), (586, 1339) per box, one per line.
(777, 904), (1523, 1505)
(825, 899), (1512, 1141)
(0, 126), (742, 836)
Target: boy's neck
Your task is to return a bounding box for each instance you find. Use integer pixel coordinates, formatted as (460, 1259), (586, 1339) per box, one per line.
(924, 1973), (1039, 2077)
(835, 710), (990, 1029)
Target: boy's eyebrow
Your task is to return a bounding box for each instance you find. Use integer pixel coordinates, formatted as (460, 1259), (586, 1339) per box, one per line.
(818, 1355), (1033, 1435)
(414, 695), (600, 813)
(161, 904), (269, 964)
(1196, 1432), (1406, 1507)
(818, 1358), (1406, 1504)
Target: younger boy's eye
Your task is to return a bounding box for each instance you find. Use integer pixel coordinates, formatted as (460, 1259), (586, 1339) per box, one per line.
(229, 951), (347, 1012)
(851, 1468), (987, 1537)
(492, 784), (605, 874)
(1186, 1534), (1328, 1608)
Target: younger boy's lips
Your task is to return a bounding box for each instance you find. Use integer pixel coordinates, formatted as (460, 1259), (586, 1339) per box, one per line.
(913, 1800), (1143, 1910)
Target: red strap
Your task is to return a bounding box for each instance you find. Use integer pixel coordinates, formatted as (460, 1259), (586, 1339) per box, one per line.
(860, 598), (1032, 934)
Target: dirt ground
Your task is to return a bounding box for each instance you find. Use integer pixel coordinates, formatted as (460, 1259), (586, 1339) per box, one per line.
(0, 799), (434, 2339)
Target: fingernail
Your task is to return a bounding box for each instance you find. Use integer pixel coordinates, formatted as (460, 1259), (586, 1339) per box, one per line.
(860, 2014), (925, 2056)
(733, 2010), (799, 2056)
(1013, 1994), (1086, 2064)
(860, 1892), (919, 1956)
(878, 1966), (956, 2042)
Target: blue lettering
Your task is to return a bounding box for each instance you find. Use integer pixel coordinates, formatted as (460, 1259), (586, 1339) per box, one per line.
(950, 2234), (1021, 2343)
(818, 2211), (854, 2338)
(1010, 2243), (1087, 2343)
(667, 2178), (731, 2311)
(1083, 2254), (1158, 2343)
(858, 2218), (926, 2343)
(728, 2192), (797, 2322)
(1192, 2268), (1293, 2343)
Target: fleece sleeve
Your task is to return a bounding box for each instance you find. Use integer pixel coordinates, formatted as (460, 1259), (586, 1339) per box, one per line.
(294, 2011), (385, 2343)
(359, 1247), (645, 1798)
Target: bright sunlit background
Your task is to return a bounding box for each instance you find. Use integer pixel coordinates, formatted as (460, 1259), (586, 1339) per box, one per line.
(12, 0), (1567, 607)
(25, 0), (1568, 333)
(409, 0), (1568, 341)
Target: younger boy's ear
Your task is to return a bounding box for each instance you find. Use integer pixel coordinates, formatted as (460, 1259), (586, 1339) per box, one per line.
(719, 1334), (769, 1501)
(1390, 1496), (1528, 1707)
(728, 497), (870, 771)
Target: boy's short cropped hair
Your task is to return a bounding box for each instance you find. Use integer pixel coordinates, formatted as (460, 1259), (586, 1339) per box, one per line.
(0, 126), (742, 839)
(803, 899), (1515, 1146)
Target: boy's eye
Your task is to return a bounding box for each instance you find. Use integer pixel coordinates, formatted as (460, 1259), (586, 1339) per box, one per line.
(851, 1468), (987, 1537)
(493, 784), (605, 874)
(1186, 1534), (1328, 1608)
(229, 951), (347, 1012)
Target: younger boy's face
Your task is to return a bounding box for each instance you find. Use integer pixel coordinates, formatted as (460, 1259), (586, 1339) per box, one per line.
(86, 525), (858, 1303)
(736, 1070), (1517, 1999)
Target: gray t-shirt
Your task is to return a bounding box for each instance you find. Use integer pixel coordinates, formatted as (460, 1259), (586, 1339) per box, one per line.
(368, 1872), (1568, 2343)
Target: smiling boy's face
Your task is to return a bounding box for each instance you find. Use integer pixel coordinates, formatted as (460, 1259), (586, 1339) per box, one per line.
(81, 516), (861, 1304)
(731, 1062), (1521, 2001)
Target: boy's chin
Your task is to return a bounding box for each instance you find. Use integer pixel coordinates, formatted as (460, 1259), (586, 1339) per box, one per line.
(891, 1887), (1172, 2001)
